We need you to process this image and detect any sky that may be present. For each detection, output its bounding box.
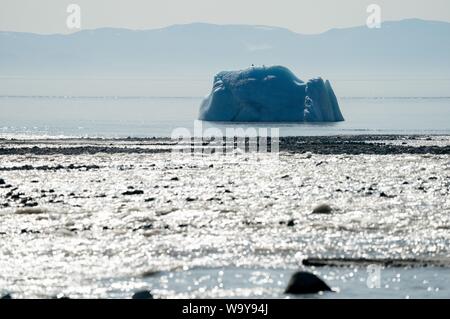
[1,0,450,34]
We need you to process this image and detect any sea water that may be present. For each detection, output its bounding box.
[1,96,450,138]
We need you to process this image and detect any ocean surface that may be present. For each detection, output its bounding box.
[1,95,450,138]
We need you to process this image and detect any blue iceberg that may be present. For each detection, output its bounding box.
[199,66,344,122]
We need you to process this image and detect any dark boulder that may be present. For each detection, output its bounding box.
[132,290,153,299]
[285,271,332,294]
[312,204,332,214]
[122,190,144,196]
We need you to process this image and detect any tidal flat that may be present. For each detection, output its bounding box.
[0,135,449,298]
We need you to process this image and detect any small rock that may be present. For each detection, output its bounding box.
[122,190,144,196]
[1,293,12,299]
[20,229,40,234]
[285,271,332,294]
[133,224,153,231]
[0,178,5,185]
[15,208,46,215]
[24,202,38,207]
[186,197,197,202]
[145,197,156,202]
[132,290,153,299]
[312,204,332,214]
[140,270,161,278]
[287,219,295,227]
[170,177,179,181]
[315,161,325,166]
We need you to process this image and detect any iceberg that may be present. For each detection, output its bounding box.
[199,66,344,122]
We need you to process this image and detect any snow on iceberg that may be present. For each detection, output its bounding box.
[199,66,344,122]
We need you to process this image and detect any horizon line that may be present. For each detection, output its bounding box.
[0,17,448,37]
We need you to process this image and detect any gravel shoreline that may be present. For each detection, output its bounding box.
[1,134,449,298]
[0,135,450,155]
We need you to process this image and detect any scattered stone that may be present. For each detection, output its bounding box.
[0,164,100,171]
[24,202,38,207]
[186,197,197,202]
[380,192,396,198]
[141,270,161,278]
[312,204,332,214]
[302,257,450,267]
[0,178,5,185]
[285,271,332,294]
[15,208,46,215]
[145,197,156,202]
[133,224,153,231]
[280,174,290,179]
[122,190,144,196]
[9,193,24,200]
[315,161,325,166]
[132,290,153,299]
[287,219,295,227]
[170,177,179,181]
[20,229,40,234]
[1,293,12,299]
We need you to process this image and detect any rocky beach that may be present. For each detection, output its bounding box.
[0,135,449,298]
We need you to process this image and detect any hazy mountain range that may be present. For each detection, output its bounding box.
[1,18,450,79]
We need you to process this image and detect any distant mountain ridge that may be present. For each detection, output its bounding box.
[1,19,450,79]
